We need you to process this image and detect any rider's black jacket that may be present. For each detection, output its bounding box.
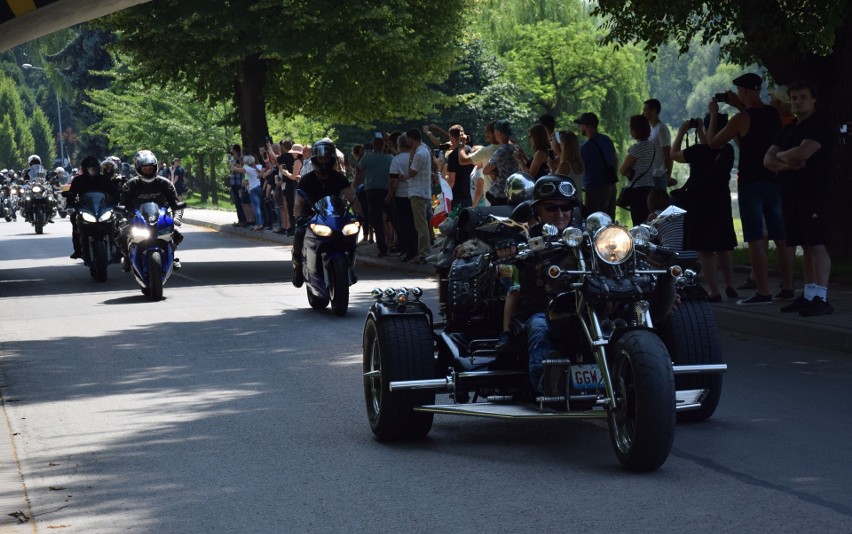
[67,173,120,203]
[119,176,181,212]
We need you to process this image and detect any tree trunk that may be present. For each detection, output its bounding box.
[209,152,218,206]
[234,54,270,159]
[196,154,208,203]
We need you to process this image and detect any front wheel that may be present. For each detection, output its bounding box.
[92,239,108,282]
[363,315,435,440]
[148,251,164,301]
[329,255,350,316]
[306,286,329,310]
[34,223,44,234]
[607,330,676,472]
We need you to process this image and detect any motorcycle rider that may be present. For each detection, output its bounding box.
[498,175,582,395]
[291,138,362,287]
[65,156,120,259]
[117,150,184,271]
[23,155,43,182]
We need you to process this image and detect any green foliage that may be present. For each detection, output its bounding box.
[267,114,336,147]
[0,77,35,162]
[30,106,56,164]
[0,116,18,169]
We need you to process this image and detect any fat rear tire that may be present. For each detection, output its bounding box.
[329,256,350,316]
[608,330,675,472]
[658,298,723,422]
[148,251,163,301]
[363,314,434,440]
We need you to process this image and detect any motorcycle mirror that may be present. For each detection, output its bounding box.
[541,223,558,237]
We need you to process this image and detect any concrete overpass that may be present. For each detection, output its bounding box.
[0,0,150,52]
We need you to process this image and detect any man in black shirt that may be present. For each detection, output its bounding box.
[66,155,120,259]
[291,139,362,288]
[708,72,795,305]
[764,80,834,316]
[445,124,473,208]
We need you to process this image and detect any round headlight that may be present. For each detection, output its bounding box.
[630,226,651,247]
[561,226,583,247]
[594,226,633,265]
[32,185,42,193]
[585,211,613,235]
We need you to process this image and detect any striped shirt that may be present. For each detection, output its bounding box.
[627,140,657,188]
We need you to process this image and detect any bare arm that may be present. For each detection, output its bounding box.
[670,121,690,163]
[619,154,637,177]
[776,139,822,166]
[341,186,362,216]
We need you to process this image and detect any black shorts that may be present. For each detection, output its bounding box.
[783,193,830,247]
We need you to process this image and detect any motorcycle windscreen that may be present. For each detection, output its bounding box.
[28,165,46,181]
[137,202,162,222]
[312,195,347,217]
[81,192,108,215]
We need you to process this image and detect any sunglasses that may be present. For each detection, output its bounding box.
[543,204,573,213]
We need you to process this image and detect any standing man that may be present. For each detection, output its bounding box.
[576,112,617,218]
[170,157,186,200]
[764,80,834,316]
[643,98,673,190]
[483,119,519,205]
[708,72,795,305]
[356,134,394,257]
[405,128,433,264]
[228,144,246,226]
[445,124,473,209]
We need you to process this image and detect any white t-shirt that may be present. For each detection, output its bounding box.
[470,144,498,166]
[389,153,409,198]
[407,144,432,199]
[245,166,260,189]
[649,122,671,177]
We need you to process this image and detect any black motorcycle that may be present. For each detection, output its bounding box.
[1,183,18,222]
[74,191,120,282]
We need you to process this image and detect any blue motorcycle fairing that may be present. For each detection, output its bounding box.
[128,202,177,288]
[302,195,359,300]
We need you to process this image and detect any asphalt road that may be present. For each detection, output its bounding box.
[1,218,851,533]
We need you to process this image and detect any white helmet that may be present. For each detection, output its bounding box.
[27,154,41,166]
[133,150,158,182]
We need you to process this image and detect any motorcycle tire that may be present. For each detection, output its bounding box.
[148,251,164,301]
[657,298,723,423]
[306,287,329,310]
[3,216,9,222]
[363,314,434,440]
[329,255,350,316]
[92,239,108,283]
[59,210,67,219]
[607,330,676,472]
[35,223,44,234]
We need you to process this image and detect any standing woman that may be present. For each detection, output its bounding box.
[619,114,657,225]
[515,123,551,180]
[243,155,264,231]
[671,116,738,301]
[553,131,585,205]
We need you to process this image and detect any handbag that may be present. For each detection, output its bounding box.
[616,145,656,210]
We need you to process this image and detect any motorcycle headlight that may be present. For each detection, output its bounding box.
[594,226,633,265]
[130,226,152,239]
[99,210,114,222]
[630,226,651,247]
[81,212,98,223]
[310,223,333,237]
[342,222,360,236]
[31,185,42,194]
[561,226,583,247]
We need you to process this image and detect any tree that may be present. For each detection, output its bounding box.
[102,0,468,154]
[0,76,35,162]
[0,116,18,169]
[30,106,56,164]
[594,0,852,261]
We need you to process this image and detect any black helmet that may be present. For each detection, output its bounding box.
[100,159,117,178]
[531,175,579,207]
[310,139,336,174]
[81,156,100,177]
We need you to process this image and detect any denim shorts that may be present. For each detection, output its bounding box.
[737,180,785,243]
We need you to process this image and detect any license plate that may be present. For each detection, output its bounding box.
[571,364,603,392]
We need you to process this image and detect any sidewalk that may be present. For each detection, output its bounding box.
[182,208,851,354]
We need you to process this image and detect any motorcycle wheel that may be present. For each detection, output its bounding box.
[59,210,67,219]
[363,315,434,440]
[35,223,44,234]
[657,298,723,422]
[92,239,108,283]
[329,255,350,316]
[148,251,164,301]
[3,216,9,222]
[607,330,676,472]
[306,287,329,310]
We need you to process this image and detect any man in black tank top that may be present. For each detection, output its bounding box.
[708,72,795,306]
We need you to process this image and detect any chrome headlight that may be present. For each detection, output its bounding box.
[31,185,43,194]
[130,226,153,239]
[342,221,360,236]
[594,226,633,265]
[99,209,114,222]
[561,226,583,247]
[630,226,651,247]
[585,211,613,235]
[81,212,98,223]
[541,223,559,237]
[310,223,333,237]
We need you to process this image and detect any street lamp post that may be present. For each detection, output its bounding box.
[22,63,65,167]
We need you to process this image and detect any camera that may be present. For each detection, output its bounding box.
[714,92,728,103]
[433,148,441,159]
[688,118,701,129]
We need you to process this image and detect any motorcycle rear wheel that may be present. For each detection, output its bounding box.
[363,315,434,440]
[607,330,675,472]
[148,251,164,301]
[329,256,350,316]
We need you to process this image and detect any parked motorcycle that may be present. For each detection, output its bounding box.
[362,206,726,472]
[299,194,360,316]
[75,191,120,282]
[122,200,185,301]
[20,165,57,234]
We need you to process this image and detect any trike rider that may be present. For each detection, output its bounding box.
[291,139,362,288]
